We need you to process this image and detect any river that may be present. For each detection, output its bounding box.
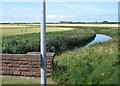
[84,34,112,48]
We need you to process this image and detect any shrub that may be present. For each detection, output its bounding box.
[2,29,96,54]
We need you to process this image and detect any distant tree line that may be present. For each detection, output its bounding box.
[59,21,118,24]
[0,21,119,24]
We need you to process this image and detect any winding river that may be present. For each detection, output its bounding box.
[84,34,112,48]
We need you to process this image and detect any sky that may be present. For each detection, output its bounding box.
[0,2,118,23]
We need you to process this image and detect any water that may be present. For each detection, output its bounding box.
[84,34,112,48]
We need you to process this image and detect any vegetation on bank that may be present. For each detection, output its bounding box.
[52,27,119,84]
[2,24,118,84]
[2,28,96,54]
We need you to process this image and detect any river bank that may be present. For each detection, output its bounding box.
[52,26,118,84]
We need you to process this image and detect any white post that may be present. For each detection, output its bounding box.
[41,0,46,85]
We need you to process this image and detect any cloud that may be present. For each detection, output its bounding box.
[64,3,114,15]
[13,7,17,10]
[80,5,110,14]
[0,6,2,11]
[12,6,32,11]
[47,14,77,20]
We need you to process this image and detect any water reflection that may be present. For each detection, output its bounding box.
[84,34,112,48]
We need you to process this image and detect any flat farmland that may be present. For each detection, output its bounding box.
[1,24,73,36]
[47,24,118,27]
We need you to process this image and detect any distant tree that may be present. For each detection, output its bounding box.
[95,21,98,24]
[103,21,108,24]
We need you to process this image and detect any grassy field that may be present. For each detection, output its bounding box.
[2,24,96,54]
[47,24,118,27]
[52,26,119,84]
[1,24,73,36]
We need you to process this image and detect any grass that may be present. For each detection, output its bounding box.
[47,24,118,28]
[1,24,73,36]
[2,26,95,54]
[1,24,118,84]
[52,26,119,84]
[2,77,56,84]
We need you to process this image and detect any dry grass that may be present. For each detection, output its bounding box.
[0,24,30,28]
[47,24,118,27]
[0,24,118,28]
[1,24,73,36]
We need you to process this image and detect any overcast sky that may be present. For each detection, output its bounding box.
[1,2,118,23]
